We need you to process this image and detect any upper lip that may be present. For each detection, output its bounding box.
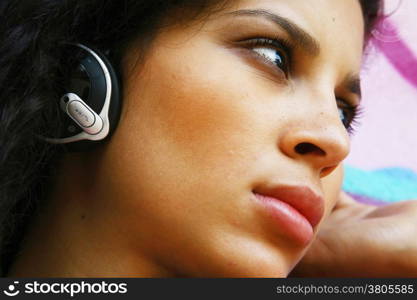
[253,184,325,228]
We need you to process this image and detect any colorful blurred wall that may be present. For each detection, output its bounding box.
[345,0,417,173]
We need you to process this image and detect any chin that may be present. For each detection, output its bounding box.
[185,236,306,278]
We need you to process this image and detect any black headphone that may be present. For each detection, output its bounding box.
[45,43,121,151]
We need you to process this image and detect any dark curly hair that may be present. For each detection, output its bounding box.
[0,0,383,276]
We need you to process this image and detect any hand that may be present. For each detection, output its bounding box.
[290,192,417,277]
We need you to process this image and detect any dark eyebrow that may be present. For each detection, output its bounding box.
[225,9,320,57]
[344,74,362,102]
[225,9,361,101]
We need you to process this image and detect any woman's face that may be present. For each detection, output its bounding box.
[96,0,364,276]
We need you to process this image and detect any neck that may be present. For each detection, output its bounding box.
[7,152,171,277]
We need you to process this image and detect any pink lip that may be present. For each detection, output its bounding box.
[252,185,324,245]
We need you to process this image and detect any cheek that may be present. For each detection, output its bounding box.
[101,40,272,235]
[123,43,267,187]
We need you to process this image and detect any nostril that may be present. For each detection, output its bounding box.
[295,142,326,156]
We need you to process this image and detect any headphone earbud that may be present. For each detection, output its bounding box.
[44,43,122,151]
[60,93,104,136]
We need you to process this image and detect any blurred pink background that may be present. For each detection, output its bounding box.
[345,0,417,173]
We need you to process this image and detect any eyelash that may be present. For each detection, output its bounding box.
[337,101,363,135]
[242,37,362,134]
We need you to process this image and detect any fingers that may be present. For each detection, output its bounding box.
[365,199,417,218]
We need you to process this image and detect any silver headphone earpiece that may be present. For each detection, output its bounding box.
[42,43,122,151]
[60,93,104,135]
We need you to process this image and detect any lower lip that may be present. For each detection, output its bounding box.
[252,193,314,246]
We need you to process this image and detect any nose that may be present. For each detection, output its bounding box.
[278,115,350,178]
